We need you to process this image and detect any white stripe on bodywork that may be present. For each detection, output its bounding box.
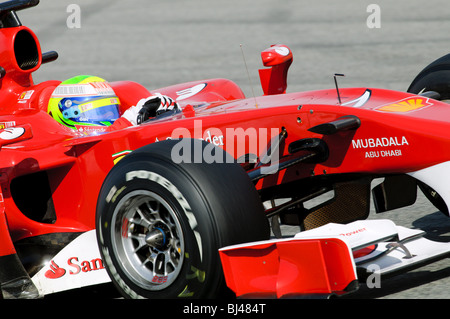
[408,161,450,216]
[31,230,110,297]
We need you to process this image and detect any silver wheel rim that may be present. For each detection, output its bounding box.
[111,190,185,291]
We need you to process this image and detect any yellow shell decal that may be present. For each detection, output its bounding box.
[377,97,433,113]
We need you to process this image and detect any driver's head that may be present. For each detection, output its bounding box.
[48,75,120,132]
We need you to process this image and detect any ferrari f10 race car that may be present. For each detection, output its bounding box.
[2,0,450,299]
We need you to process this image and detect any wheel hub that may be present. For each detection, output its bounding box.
[145,227,167,248]
[111,190,185,291]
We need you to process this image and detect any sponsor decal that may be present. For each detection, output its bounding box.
[352,136,409,149]
[18,90,34,103]
[155,129,224,146]
[365,149,402,158]
[89,81,115,95]
[352,136,409,159]
[339,227,367,237]
[78,102,94,112]
[377,97,433,113]
[31,230,111,295]
[44,257,105,279]
[52,82,115,97]
[201,130,224,146]
[0,121,16,129]
[45,261,66,279]
[74,124,108,134]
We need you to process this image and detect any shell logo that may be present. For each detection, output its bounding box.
[377,97,433,113]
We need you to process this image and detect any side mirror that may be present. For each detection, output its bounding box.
[258,45,293,95]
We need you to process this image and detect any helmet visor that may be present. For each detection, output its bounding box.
[61,97,120,123]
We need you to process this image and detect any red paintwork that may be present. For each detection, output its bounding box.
[259,44,293,95]
[2,12,450,261]
[219,237,356,297]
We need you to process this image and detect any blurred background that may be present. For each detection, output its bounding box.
[20,0,450,96]
[18,0,450,299]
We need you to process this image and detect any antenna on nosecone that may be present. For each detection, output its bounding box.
[240,44,258,107]
[334,73,345,104]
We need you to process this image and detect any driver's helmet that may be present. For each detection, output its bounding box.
[48,75,121,132]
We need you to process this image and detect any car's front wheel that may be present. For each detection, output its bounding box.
[96,139,270,298]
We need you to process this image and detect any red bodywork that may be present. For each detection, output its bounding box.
[219,237,356,298]
[2,26,450,244]
[2,3,450,299]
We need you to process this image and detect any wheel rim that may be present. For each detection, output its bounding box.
[111,190,185,291]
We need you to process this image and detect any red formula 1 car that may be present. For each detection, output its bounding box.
[2,0,450,299]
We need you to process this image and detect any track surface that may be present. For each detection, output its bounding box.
[19,0,450,299]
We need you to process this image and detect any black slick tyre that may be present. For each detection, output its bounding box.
[408,53,450,99]
[96,139,269,299]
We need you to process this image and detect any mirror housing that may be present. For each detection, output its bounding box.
[258,44,293,95]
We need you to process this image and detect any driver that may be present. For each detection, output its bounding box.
[0,76,180,298]
[47,75,180,133]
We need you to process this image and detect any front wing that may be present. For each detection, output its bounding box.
[16,219,450,298]
[219,220,450,298]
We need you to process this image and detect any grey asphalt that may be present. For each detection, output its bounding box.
[18,0,450,299]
